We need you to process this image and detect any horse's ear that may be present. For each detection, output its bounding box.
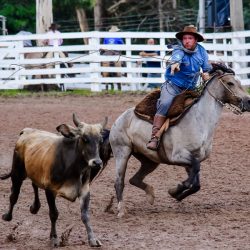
[216,69,224,76]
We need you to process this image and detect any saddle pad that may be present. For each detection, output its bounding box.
[134,89,200,124]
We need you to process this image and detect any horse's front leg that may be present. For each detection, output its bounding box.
[114,146,131,218]
[80,186,101,247]
[168,157,200,201]
[115,158,128,218]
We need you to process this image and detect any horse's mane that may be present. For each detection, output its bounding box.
[208,62,235,75]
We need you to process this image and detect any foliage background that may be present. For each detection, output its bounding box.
[0,0,249,35]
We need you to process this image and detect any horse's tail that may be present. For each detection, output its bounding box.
[0,172,11,180]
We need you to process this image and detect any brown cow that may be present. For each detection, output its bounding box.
[0,113,112,247]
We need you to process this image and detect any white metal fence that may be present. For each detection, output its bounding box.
[0,30,250,91]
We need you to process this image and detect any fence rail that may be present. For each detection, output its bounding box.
[0,30,250,91]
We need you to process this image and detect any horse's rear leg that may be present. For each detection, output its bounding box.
[129,154,159,205]
[114,146,131,218]
[168,157,200,201]
[2,153,25,221]
[30,182,41,214]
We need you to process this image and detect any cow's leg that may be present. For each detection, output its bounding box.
[80,185,102,247]
[168,157,200,201]
[30,182,41,214]
[2,175,23,221]
[129,154,159,205]
[45,189,59,247]
[2,153,25,221]
[114,146,131,218]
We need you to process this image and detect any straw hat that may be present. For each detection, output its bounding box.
[175,25,204,42]
[109,25,120,32]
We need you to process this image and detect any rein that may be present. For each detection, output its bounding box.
[205,73,243,115]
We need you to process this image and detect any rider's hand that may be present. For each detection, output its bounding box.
[170,63,180,75]
[202,72,210,81]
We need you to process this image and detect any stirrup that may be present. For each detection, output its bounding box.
[146,136,160,151]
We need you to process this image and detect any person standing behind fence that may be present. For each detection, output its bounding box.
[44,23,63,47]
[139,38,161,89]
[43,23,67,58]
[16,29,33,47]
[102,25,124,91]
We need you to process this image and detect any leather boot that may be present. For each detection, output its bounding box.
[146,115,167,151]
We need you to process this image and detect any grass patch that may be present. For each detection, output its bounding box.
[0,89,147,98]
[0,89,32,97]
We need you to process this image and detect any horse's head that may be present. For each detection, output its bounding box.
[209,63,250,113]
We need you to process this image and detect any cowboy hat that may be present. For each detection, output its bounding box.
[175,25,204,42]
[109,25,120,32]
[49,23,60,30]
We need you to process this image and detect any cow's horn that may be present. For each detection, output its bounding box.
[73,113,81,127]
[102,116,108,129]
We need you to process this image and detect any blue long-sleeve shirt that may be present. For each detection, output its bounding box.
[165,43,212,90]
[103,37,124,45]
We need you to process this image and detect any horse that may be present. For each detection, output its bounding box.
[109,63,250,217]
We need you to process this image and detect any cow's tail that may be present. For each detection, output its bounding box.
[0,172,11,180]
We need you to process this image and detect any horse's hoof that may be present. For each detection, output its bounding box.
[117,211,125,218]
[117,202,127,218]
[145,185,155,205]
[89,238,102,247]
[2,213,12,221]
[168,187,179,198]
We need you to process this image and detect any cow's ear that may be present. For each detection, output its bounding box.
[56,124,77,139]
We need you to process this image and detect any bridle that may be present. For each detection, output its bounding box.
[206,72,243,115]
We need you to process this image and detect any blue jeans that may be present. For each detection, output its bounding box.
[156,81,184,116]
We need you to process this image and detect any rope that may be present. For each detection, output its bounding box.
[206,73,243,115]
[2,48,170,85]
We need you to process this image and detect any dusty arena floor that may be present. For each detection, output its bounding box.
[0,93,250,250]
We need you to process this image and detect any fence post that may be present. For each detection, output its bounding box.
[126,38,137,90]
[54,45,62,82]
[89,36,102,92]
[231,33,245,79]
[17,41,24,83]
[160,38,166,82]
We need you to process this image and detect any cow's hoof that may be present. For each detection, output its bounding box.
[50,237,59,247]
[30,202,41,214]
[2,213,12,221]
[89,238,102,247]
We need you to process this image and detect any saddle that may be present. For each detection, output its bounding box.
[134,89,200,126]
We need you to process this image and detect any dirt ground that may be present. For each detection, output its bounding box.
[0,93,249,250]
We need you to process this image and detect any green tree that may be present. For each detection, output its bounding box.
[0,0,35,34]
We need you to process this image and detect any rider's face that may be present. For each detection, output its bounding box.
[182,34,197,50]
